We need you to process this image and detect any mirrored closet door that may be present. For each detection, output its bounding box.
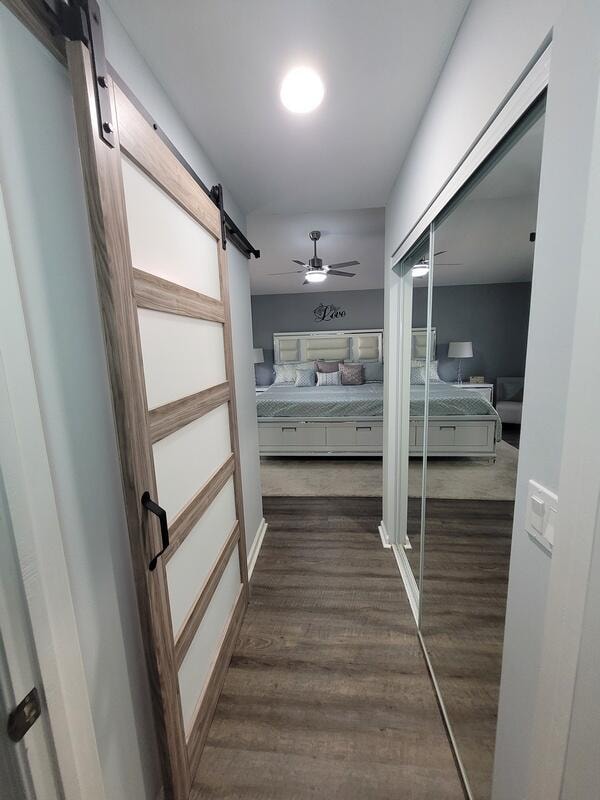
[396,96,546,799]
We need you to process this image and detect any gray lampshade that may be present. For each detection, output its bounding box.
[448,341,473,359]
[253,348,264,364]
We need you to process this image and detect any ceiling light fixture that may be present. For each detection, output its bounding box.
[305,269,327,284]
[280,67,325,113]
[412,261,430,278]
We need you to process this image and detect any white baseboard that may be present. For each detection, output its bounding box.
[378,520,392,549]
[247,517,268,579]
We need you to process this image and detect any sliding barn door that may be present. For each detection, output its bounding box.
[67,42,248,799]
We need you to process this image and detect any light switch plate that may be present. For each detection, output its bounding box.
[525,479,558,554]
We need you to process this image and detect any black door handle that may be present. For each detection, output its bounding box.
[141,492,169,571]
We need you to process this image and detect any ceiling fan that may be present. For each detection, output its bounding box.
[412,250,462,277]
[269,230,360,285]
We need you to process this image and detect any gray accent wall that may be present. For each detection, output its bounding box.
[412,282,532,388]
[252,283,531,390]
[251,289,384,384]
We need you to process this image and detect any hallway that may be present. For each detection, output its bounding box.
[194,497,463,799]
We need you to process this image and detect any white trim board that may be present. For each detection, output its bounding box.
[391,42,551,265]
[247,518,268,580]
[0,184,106,800]
[378,521,392,549]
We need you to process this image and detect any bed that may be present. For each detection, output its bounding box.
[409,383,501,458]
[256,329,501,458]
[257,330,384,456]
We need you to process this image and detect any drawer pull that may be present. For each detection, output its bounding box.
[357,426,372,431]
[439,425,456,430]
[282,426,297,432]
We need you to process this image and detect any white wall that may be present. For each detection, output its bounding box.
[227,246,263,543]
[0,4,262,799]
[384,1,600,798]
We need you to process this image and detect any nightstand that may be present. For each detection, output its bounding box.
[255,386,269,394]
[453,382,494,403]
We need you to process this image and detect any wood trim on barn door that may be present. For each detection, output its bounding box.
[67,41,248,800]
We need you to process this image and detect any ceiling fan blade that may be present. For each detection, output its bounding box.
[326,260,359,269]
[327,270,355,277]
[292,259,307,266]
[269,269,305,275]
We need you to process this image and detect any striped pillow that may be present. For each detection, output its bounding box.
[316,370,341,386]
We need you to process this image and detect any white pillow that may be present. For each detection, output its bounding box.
[410,360,442,384]
[273,362,314,385]
[316,370,341,386]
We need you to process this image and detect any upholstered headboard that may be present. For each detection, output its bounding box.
[411,327,436,361]
[273,329,383,365]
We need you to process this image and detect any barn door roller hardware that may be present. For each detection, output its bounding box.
[45,0,114,147]
[26,0,259,259]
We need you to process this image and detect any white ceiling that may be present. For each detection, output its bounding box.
[248,208,385,295]
[108,0,469,215]
[412,115,545,287]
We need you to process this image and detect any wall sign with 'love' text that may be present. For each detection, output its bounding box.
[313,303,346,322]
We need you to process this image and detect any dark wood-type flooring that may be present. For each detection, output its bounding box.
[406,498,513,800]
[194,497,464,799]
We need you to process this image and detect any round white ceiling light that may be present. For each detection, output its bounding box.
[305,269,327,283]
[280,67,325,113]
[412,259,430,278]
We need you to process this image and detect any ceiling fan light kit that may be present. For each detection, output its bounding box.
[269,230,360,286]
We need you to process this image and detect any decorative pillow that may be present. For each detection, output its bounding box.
[316,359,342,373]
[360,361,384,382]
[410,360,442,384]
[273,362,315,384]
[295,368,316,387]
[340,363,365,385]
[316,370,341,386]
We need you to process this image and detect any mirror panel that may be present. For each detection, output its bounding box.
[418,104,545,799]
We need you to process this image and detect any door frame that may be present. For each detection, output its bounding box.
[527,72,600,799]
[0,180,106,799]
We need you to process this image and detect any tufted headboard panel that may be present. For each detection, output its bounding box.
[273,329,383,365]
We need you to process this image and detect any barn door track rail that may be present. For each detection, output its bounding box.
[22,0,260,259]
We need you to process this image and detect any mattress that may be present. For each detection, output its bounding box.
[256,383,384,418]
[257,382,501,440]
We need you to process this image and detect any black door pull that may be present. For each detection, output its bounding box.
[141,492,169,571]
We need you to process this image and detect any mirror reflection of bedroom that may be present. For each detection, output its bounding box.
[250,212,385,508]
[398,101,545,799]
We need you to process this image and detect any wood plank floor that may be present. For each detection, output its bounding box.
[193,497,464,799]
[406,498,513,800]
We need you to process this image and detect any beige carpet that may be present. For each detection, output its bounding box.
[260,440,518,501]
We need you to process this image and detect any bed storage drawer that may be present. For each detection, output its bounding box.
[414,419,495,451]
[325,423,383,447]
[355,424,383,446]
[258,422,326,447]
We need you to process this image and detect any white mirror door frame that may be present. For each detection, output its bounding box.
[382,42,551,556]
[527,76,600,800]
[0,184,106,800]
